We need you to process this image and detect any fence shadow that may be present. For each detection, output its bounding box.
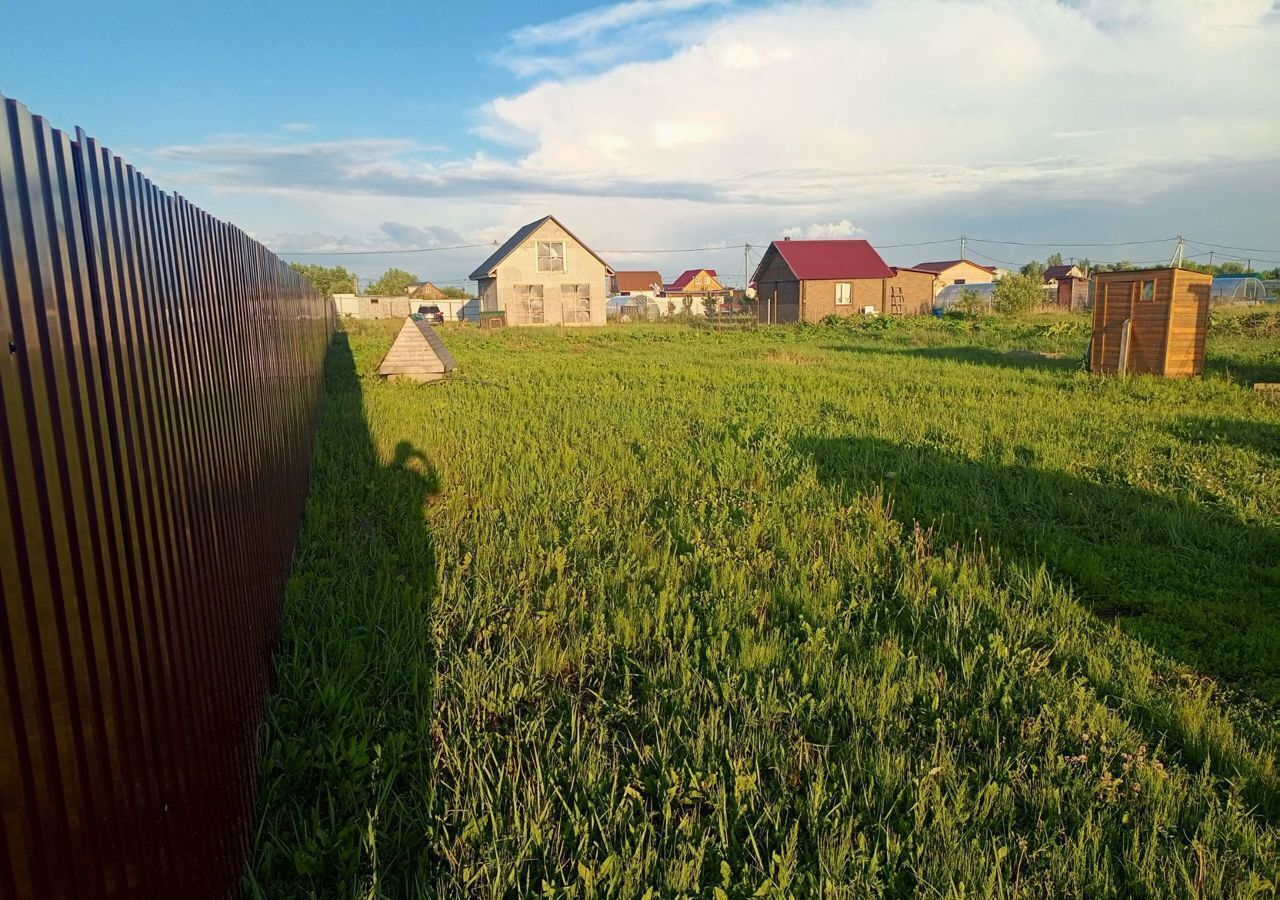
[792,433,1280,701]
[246,331,440,895]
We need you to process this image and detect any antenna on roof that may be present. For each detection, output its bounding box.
[1170,235,1184,267]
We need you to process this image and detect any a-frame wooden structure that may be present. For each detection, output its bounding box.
[378,316,457,382]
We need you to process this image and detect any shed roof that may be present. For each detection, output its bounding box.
[669,268,718,291]
[1043,264,1082,281]
[614,270,664,292]
[469,215,613,280]
[912,259,997,274]
[758,239,894,282]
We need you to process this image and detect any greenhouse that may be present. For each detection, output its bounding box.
[934,282,997,311]
[606,294,664,322]
[1210,276,1270,302]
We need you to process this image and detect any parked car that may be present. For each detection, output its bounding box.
[417,304,445,325]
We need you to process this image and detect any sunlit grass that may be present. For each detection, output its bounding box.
[249,312,1280,897]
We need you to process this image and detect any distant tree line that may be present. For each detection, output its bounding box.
[290,263,472,298]
[1012,252,1278,280]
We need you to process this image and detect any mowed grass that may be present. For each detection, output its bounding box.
[249,312,1280,897]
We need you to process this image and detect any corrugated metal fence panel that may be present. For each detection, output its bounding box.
[0,95,333,899]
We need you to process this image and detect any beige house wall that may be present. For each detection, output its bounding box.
[930,261,995,296]
[489,219,609,326]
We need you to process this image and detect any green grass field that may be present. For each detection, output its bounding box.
[248,312,1280,897]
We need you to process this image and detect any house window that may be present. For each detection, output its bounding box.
[954,279,966,285]
[1140,279,1155,301]
[561,283,591,324]
[537,241,566,273]
[835,282,852,305]
[513,284,544,325]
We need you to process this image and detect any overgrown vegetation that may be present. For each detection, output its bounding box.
[250,313,1279,897]
[291,262,356,296]
[992,273,1044,315]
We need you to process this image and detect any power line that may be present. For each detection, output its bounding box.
[1184,242,1280,269]
[866,237,959,249]
[1184,237,1280,255]
[277,232,1280,270]
[967,236,1178,248]
[277,241,495,256]
[597,243,759,254]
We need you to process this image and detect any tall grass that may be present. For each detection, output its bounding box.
[249,314,1279,897]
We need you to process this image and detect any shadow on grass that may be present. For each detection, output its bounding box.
[792,433,1280,702]
[1203,353,1280,388]
[1170,416,1280,458]
[820,343,1085,373]
[247,331,441,896]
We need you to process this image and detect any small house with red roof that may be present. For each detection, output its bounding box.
[1044,264,1087,310]
[911,259,997,297]
[612,270,665,297]
[666,268,724,297]
[752,239,936,323]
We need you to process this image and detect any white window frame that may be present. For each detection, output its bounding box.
[560,283,591,324]
[537,241,566,273]
[835,282,852,305]
[513,284,545,325]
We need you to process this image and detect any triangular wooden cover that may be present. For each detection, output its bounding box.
[378,317,456,379]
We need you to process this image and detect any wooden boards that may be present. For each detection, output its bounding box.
[1090,268,1211,377]
[378,317,458,383]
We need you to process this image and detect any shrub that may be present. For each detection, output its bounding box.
[993,274,1043,316]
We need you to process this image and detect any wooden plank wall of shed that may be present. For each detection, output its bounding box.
[1124,272,1174,374]
[1166,270,1211,376]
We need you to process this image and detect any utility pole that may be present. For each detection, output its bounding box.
[1209,250,1214,269]
[1170,236,1184,267]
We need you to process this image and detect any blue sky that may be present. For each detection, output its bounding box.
[6,0,1279,286]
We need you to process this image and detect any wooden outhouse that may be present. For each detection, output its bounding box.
[1089,267,1211,376]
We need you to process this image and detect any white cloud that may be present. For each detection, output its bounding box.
[149,0,1280,280]
[497,0,732,77]
[782,220,865,239]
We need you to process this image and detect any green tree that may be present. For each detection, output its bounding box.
[439,286,471,299]
[993,273,1043,315]
[290,263,356,296]
[1046,252,1063,267]
[1218,261,1245,275]
[366,267,419,296]
[1020,261,1046,282]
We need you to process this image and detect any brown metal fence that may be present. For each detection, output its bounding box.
[0,95,333,898]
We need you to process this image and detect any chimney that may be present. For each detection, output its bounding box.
[783,237,791,241]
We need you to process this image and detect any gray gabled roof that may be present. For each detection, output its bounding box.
[468,215,613,280]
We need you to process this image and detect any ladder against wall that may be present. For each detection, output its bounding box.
[889,286,905,316]
[378,316,458,382]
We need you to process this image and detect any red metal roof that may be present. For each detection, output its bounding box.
[669,268,718,291]
[768,240,893,281]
